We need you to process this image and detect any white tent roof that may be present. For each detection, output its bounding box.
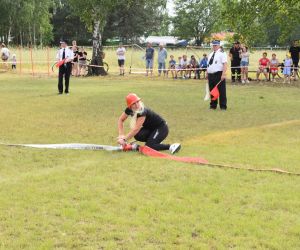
[145,36,178,45]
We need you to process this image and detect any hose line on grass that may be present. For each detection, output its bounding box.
[0,142,299,176]
[203,162,300,176]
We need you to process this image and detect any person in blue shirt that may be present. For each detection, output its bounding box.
[157,43,168,76]
[145,43,154,76]
[199,53,208,79]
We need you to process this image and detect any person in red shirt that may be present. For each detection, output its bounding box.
[256,52,270,81]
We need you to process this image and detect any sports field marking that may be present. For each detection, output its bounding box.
[186,119,300,144]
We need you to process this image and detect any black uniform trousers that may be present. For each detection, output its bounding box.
[208,71,227,110]
[292,58,299,74]
[134,122,170,151]
[58,62,72,94]
[231,60,241,81]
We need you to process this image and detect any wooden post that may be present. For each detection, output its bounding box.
[47,46,50,76]
[30,46,34,76]
[18,46,22,74]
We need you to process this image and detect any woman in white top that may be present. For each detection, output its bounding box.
[240,45,250,84]
[1,43,10,70]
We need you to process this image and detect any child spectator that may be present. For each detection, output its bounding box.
[11,54,17,70]
[167,55,176,79]
[240,45,250,84]
[180,55,188,79]
[256,52,270,81]
[283,53,293,84]
[188,55,199,79]
[199,53,208,79]
[175,56,182,79]
[269,53,279,82]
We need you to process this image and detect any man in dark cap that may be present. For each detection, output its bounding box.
[56,40,74,95]
[229,41,241,83]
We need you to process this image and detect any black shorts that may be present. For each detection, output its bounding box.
[118,59,125,67]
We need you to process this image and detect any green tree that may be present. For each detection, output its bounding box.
[272,0,300,44]
[219,0,300,46]
[103,0,167,43]
[0,0,53,46]
[51,0,91,45]
[68,0,117,75]
[172,0,220,45]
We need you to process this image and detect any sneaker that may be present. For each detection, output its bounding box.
[169,143,181,154]
[246,80,250,83]
[242,80,245,84]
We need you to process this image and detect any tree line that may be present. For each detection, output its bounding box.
[0,0,299,48]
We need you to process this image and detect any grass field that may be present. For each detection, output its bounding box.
[0,73,300,249]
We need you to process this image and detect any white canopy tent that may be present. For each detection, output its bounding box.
[145,36,178,45]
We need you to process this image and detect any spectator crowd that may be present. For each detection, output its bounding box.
[1,40,299,84]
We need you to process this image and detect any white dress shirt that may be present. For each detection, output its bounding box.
[56,47,74,61]
[207,49,227,74]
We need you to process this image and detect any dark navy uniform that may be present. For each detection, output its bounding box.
[289,44,300,78]
[56,42,74,94]
[229,43,241,82]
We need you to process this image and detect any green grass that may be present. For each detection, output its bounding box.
[0,73,300,249]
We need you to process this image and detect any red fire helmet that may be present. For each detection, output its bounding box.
[126,93,141,108]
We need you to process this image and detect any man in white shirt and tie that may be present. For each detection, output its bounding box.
[56,40,74,95]
[207,40,228,110]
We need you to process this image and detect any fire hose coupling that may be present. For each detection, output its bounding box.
[122,143,139,152]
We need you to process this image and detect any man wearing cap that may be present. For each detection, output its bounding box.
[207,40,228,110]
[56,40,74,95]
[229,41,242,83]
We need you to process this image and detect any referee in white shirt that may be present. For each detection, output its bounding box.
[56,40,74,95]
[207,40,228,110]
